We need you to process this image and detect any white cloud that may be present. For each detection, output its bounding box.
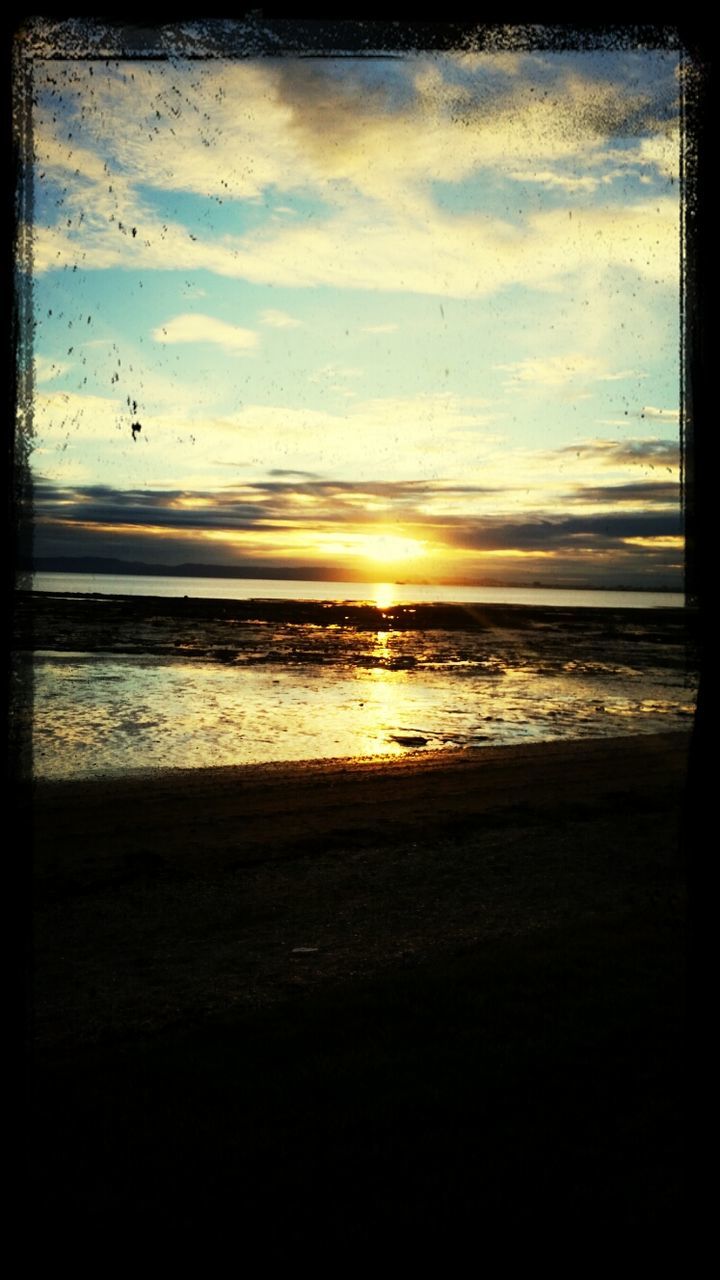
[507,169,604,192]
[640,405,680,421]
[259,308,301,328]
[151,314,259,353]
[349,393,493,426]
[34,194,675,301]
[29,57,680,300]
[29,390,128,456]
[31,383,680,517]
[496,357,661,397]
[30,386,505,491]
[496,355,608,388]
[34,355,71,383]
[309,363,364,384]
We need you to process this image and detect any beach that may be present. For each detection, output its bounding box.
[21,30,695,1252]
[30,729,689,1246]
[19,590,698,778]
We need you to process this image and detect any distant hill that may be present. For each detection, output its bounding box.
[25,557,345,582]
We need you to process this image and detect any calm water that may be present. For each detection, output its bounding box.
[32,572,684,611]
[24,574,697,781]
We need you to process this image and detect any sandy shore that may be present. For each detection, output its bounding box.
[34,730,690,881]
[29,729,690,1244]
[33,731,690,1049]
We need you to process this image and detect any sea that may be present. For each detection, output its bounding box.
[31,571,684,611]
[22,573,696,781]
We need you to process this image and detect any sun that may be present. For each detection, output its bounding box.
[357,533,427,564]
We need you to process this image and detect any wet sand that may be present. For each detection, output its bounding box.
[18,587,696,663]
[35,730,690,881]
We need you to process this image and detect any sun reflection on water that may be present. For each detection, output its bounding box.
[374,629,391,656]
[356,652,409,756]
[29,612,697,781]
[373,583,395,611]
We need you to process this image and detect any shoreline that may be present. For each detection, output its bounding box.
[34,730,691,878]
[33,725,692,796]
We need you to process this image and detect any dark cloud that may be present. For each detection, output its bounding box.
[557,438,679,468]
[35,481,267,530]
[35,481,186,509]
[233,479,499,499]
[269,52,678,151]
[270,58,415,141]
[32,520,248,567]
[443,511,681,553]
[34,477,504,540]
[568,481,679,504]
[34,480,682,570]
[268,468,321,479]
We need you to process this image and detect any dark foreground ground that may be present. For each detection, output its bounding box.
[29,734,689,1255]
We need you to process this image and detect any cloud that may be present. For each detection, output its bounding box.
[31,389,126,434]
[29,57,680,298]
[556,438,680,468]
[268,468,320,479]
[496,354,607,388]
[497,357,661,392]
[640,405,680,421]
[30,385,506,492]
[31,476,511,545]
[568,481,679,504]
[34,355,71,383]
[270,54,678,193]
[597,369,648,383]
[443,511,682,552]
[34,194,679,299]
[32,479,684,589]
[260,308,301,328]
[34,477,681,555]
[309,363,363,384]
[151,313,259,352]
[505,169,604,192]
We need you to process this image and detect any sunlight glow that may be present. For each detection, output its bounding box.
[357,534,427,563]
[373,583,395,610]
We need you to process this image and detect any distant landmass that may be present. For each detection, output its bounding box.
[22,556,674,593]
[27,556,347,582]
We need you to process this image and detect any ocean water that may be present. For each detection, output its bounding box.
[23,576,697,781]
[31,571,685,611]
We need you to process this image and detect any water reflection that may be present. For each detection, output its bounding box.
[374,629,392,659]
[29,634,697,781]
[357,631,409,755]
[373,583,395,611]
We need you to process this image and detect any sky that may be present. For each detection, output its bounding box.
[20,33,685,587]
